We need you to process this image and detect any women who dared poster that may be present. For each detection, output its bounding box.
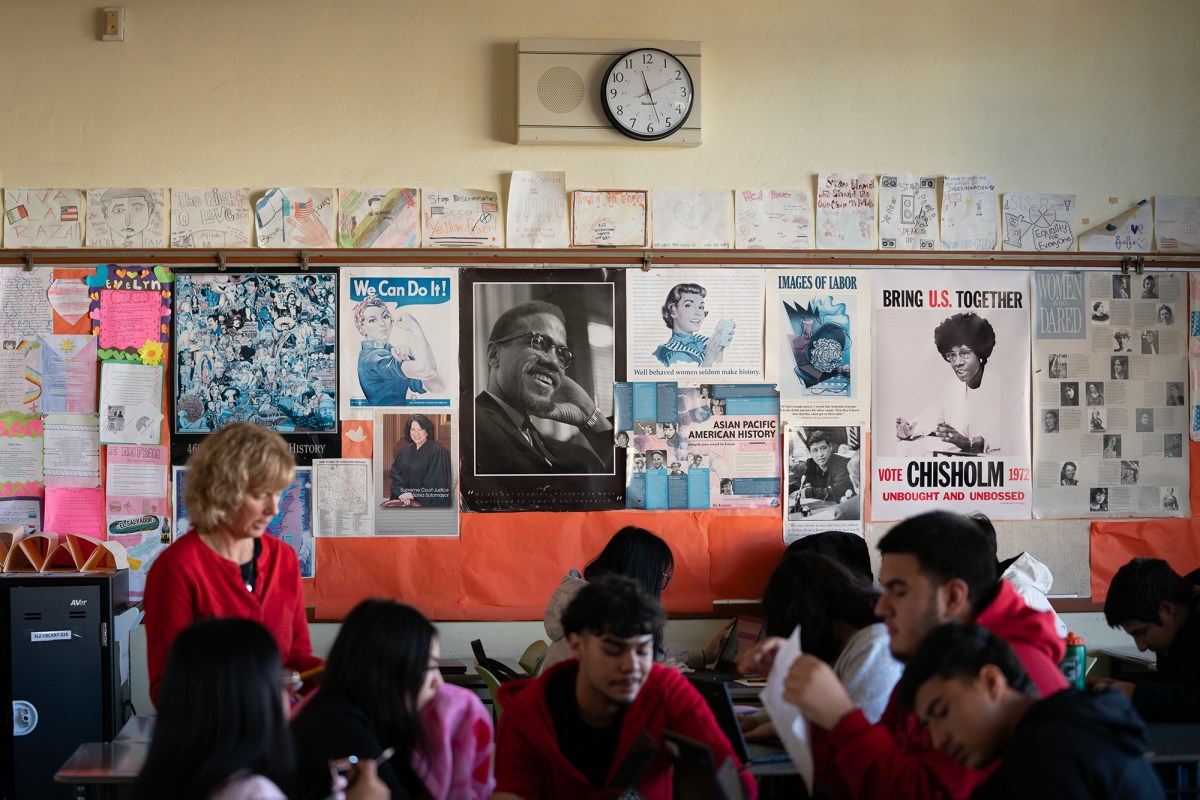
[872,271,1033,520]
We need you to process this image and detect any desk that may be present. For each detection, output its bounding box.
[1148,723,1200,799]
[1097,646,1157,683]
[55,741,149,800]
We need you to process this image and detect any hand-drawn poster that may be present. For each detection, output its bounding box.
[872,271,1033,520]
[1,267,53,342]
[172,271,339,465]
[174,466,315,578]
[460,268,625,512]
[421,189,501,248]
[106,444,168,516]
[1155,195,1200,252]
[815,174,876,250]
[170,188,252,248]
[1191,274,1200,442]
[339,267,456,418]
[879,175,938,251]
[0,414,44,500]
[87,265,173,363]
[0,341,43,416]
[338,188,420,248]
[254,188,336,248]
[734,189,812,250]
[313,458,375,537]
[85,188,165,247]
[651,189,732,249]
[617,382,780,510]
[43,485,105,538]
[783,422,862,542]
[99,363,163,445]
[1032,270,1190,518]
[571,190,648,247]
[38,335,98,413]
[765,268,871,421]
[940,176,998,251]
[627,269,764,384]
[49,272,94,330]
[507,171,568,248]
[1002,193,1076,252]
[3,189,84,248]
[1078,200,1152,253]
[105,514,170,600]
[371,411,458,536]
[43,413,100,487]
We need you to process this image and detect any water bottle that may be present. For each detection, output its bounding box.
[1059,631,1086,690]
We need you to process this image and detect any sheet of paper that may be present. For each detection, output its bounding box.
[99,363,164,445]
[1032,271,1190,518]
[0,498,41,535]
[0,414,44,487]
[254,188,336,248]
[879,175,938,251]
[815,174,876,250]
[106,444,168,516]
[571,190,648,247]
[313,458,375,536]
[0,342,38,415]
[0,266,53,341]
[762,628,814,796]
[651,188,732,249]
[734,189,812,249]
[43,413,100,487]
[39,335,98,413]
[3,188,84,247]
[85,188,165,247]
[1191,274,1200,442]
[1079,200,1152,253]
[1154,195,1200,252]
[338,187,420,248]
[507,171,568,248]
[627,268,765,383]
[170,188,252,247]
[1002,192,1077,251]
[421,188,501,247]
[44,486,105,537]
[940,175,998,250]
[48,276,93,326]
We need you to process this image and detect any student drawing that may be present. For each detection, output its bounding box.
[87,188,164,247]
[652,282,735,368]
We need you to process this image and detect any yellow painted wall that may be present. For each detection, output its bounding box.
[2,0,1197,228]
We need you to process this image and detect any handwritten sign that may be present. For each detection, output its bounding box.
[815,174,876,250]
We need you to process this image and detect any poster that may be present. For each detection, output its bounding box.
[507,171,568,248]
[783,422,862,542]
[370,411,458,536]
[940,175,998,251]
[1002,193,1076,252]
[872,271,1033,520]
[170,188,252,248]
[571,190,648,247]
[99,363,163,445]
[38,335,98,413]
[626,269,764,384]
[879,175,938,251]
[734,189,812,250]
[254,188,336,248]
[1154,195,1200,252]
[617,382,780,510]
[459,268,625,512]
[651,189,732,249]
[421,189,500,248]
[338,188,420,248]
[765,268,871,421]
[87,265,173,362]
[313,459,375,537]
[172,271,339,465]
[338,267,456,418]
[3,189,84,248]
[1032,270,1190,518]
[85,188,165,248]
[815,174,876,250]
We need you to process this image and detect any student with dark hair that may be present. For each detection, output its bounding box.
[739,510,1066,800]
[1099,557,1200,721]
[494,575,756,800]
[541,527,674,673]
[899,623,1163,800]
[293,599,495,800]
[784,530,873,582]
[969,512,1066,637]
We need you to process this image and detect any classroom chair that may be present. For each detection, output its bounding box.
[474,661,504,725]
[519,640,549,676]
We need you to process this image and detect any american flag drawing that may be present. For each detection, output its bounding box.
[60,205,79,222]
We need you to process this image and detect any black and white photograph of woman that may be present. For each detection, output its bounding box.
[1059,462,1078,486]
[1111,356,1129,380]
[1060,382,1078,406]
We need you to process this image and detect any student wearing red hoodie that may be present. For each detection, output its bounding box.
[493,575,756,800]
[739,511,1066,800]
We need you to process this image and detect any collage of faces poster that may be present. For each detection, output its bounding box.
[1032,271,1190,518]
[625,269,765,384]
[458,267,626,512]
[872,271,1033,520]
[765,268,871,541]
[616,382,780,510]
[336,266,459,535]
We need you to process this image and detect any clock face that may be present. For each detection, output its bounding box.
[601,48,694,141]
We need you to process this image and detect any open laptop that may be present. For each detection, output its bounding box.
[689,676,791,765]
[663,730,747,800]
[692,616,765,682]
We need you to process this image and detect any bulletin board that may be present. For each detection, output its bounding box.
[5,247,1197,620]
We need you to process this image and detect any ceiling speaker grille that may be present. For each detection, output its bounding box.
[537,66,585,114]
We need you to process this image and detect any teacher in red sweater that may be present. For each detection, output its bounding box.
[144,423,321,706]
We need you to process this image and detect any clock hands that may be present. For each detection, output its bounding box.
[640,71,661,123]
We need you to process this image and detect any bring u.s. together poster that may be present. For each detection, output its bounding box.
[872,271,1033,520]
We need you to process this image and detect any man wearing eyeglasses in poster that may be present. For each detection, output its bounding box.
[475,301,613,474]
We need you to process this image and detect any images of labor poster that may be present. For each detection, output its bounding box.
[783,421,862,542]
[616,382,779,511]
[459,267,626,512]
[1032,270,1190,518]
[765,268,871,421]
[872,271,1033,520]
[626,269,764,384]
[338,266,456,419]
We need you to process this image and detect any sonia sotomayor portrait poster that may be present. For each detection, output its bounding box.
[872,270,1033,520]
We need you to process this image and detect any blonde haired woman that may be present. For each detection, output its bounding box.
[144,423,321,706]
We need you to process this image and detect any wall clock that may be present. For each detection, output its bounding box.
[600,47,694,141]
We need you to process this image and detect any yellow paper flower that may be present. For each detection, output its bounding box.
[139,339,164,366]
